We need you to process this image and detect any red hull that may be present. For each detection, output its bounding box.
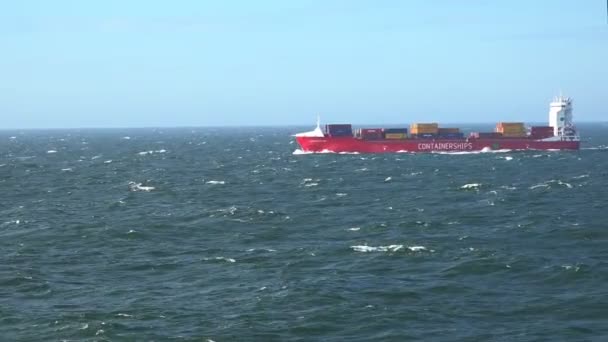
[296,136,580,153]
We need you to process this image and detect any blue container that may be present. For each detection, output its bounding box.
[326,124,353,137]
[383,128,408,134]
[413,133,436,139]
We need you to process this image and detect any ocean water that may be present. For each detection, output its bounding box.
[1,123,608,341]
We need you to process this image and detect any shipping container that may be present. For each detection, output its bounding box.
[357,128,383,140]
[384,133,407,140]
[497,122,525,127]
[360,128,383,134]
[438,127,460,134]
[437,132,464,139]
[326,124,352,137]
[411,133,436,139]
[411,123,439,134]
[361,134,383,140]
[496,122,525,134]
[530,126,553,133]
[383,128,408,134]
[501,132,526,138]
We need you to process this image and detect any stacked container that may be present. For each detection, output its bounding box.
[383,128,408,140]
[496,122,526,137]
[411,123,439,134]
[438,128,460,134]
[437,127,463,139]
[410,123,438,138]
[358,128,384,140]
[325,124,353,137]
[530,126,554,139]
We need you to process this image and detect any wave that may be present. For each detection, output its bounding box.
[529,179,573,190]
[582,146,608,150]
[128,181,155,192]
[138,149,167,156]
[351,245,429,253]
[461,183,481,190]
[292,149,313,155]
[206,180,225,185]
[203,256,236,263]
[351,245,403,252]
[434,149,512,155]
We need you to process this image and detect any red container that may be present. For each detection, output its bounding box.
[531,126,553,133]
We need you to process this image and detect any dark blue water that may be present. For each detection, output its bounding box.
[1,124,608,341]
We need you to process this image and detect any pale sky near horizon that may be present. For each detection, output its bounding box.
[1,0,607,128]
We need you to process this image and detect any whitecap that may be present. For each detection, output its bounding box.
[207,256,236,263]
[47,150,57,154]
[351,245,403,253]
[529,183,549,190]
[116,313,133,317]
[572,174,589,179]
[61,168,73,172]
[319,149,336,153]
[384,176,392,182]
[348,227,360,231]
[91,155,102,160]
[104,160,112,164]
[504,156,513,161]
[128,182,155,192]
[122,136,131,140]
[292,149,313,155]
[336,193,347,197]
[461,183,481,190]
[582,146,608,150]
[408,246,427,252]
[338,151,360,154]
[137,149,167,156]
[206,180,225,185]
[304,183,318,187]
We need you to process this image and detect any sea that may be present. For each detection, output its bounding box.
[1,123,607,341]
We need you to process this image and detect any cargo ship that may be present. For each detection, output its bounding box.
[295,95,580,153]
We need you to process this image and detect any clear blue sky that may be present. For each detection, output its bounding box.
[1,0,606,128]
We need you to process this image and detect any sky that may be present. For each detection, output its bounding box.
[1,0,607,128]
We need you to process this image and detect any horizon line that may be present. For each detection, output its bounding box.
[2,120,607,131]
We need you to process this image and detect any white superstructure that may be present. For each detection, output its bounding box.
[549,94,578,140]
